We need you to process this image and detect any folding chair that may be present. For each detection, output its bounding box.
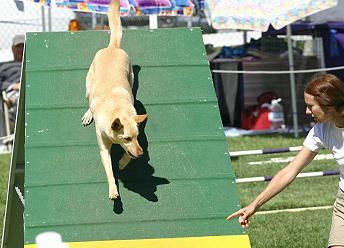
[1,91,13,151]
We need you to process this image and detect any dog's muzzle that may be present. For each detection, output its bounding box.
[128,151,143,159]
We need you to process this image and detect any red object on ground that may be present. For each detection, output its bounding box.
[241,106,272,130]
[251,107,271,130]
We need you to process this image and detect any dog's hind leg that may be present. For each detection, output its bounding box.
[96,127,119,200]
[82,63,95,126]
[81,108,93,126]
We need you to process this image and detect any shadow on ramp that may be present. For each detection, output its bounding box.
[111,65,170,214]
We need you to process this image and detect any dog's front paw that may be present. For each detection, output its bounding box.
[109,186,119,200]
[81,109,93,126]
[119,153,131,170]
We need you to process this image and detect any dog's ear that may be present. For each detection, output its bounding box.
[135,114,148,124]
[111,118,123,131]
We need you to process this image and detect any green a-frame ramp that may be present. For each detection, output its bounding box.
[2,28,251,248]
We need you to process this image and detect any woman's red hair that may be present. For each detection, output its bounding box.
[305,73,344,111]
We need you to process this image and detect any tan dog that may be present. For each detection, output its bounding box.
[81,0,148,200]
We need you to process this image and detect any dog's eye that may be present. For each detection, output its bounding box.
[124,137,132,142]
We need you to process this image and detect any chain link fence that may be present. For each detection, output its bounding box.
[0,0,268,49]
[0,0,332,152]
[1,1,75,60]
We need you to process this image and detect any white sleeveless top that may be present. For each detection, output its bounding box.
[303,122,344,191]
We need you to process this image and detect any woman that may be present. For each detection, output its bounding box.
[227,73,344,248]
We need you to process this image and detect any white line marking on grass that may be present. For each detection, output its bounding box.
[249,154,333,165]
[256,205,333,215]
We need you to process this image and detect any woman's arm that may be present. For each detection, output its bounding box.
[226,146,317,228]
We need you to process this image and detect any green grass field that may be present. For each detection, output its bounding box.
[0,133,338,247]
[0,154,10,243]
[229,133,338,248]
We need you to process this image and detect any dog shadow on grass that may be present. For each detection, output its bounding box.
[111,65,170,214]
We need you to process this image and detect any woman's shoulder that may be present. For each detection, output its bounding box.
[313,122,335,134]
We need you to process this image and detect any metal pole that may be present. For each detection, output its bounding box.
[48,5,52,31]
[41,5,46,32]
[92,12,97,29]
[229,146,302,157]
[149,15,158,29]
[187,16,192,28]
[243,30,248,44]
[236,170,339,184]
[287,25,299,138]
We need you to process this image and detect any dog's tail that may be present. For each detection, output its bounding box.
[108,0,122,48]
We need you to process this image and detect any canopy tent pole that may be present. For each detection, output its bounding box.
[91,12,97,29]
[243,30,248,44]
[48,5,52,31]
[287,25,299,138]
[41,5,46,32]
[187,16,192,28]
